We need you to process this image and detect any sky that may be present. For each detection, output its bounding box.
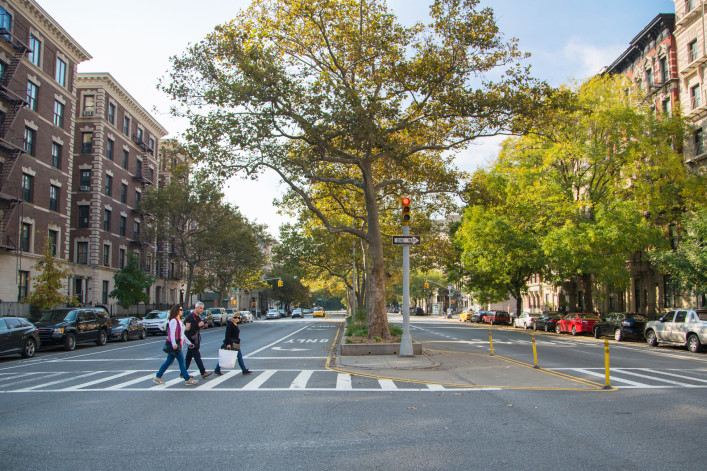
[38,0,676,237]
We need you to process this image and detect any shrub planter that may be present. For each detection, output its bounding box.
[341,341,422,356]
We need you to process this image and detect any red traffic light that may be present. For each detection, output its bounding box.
[401,197,411,205]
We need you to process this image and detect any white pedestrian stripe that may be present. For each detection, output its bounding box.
[290,370,314,389]
[336,373,352,390]
[378,379,397,390]
[62,371,134,390]
[241,369,276,390]
[18,371,101,391]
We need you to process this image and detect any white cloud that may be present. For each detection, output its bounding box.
[562,38,626,79]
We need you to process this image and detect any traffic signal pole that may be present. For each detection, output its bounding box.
[399,197,413,357]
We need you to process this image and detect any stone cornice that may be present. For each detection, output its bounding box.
[17,0,92,64]
[76,72,169,137]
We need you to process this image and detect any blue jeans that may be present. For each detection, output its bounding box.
[156,349,191,380]
[216,348,247,372]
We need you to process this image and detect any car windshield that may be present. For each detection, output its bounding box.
[39,310,77,322]
[112,318,130,326]
[578,313,599,319]
[144,312,167,319]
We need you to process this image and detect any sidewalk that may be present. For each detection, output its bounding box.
[335,347,606,390]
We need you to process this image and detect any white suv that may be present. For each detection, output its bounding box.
[208,308,227,327]
[142,310,169,335]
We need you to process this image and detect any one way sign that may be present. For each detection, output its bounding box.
[392,235,421,246]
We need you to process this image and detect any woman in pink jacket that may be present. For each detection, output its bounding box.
[153,305,198,385]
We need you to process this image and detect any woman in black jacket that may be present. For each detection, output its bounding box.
[214,313,251,375]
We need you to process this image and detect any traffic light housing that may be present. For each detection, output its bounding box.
[401,197,411,226]
[277,279,283,287]
[424,282,429,289]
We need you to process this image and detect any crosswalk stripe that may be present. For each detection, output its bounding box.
[426,384,446,391]
[62,371,135,390]
[290,370,314,389]
[336,373,352,390]
[197,370,238,390]
[571,368,653,387]
[241,370,276,390]
[636,368,707,384]
[378,379,397,390]
[18,371,101,391]
[612,368,702,387]
[106,373,155,390]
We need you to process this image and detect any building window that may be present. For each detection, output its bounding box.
[48,230,58,256]
[119,248,125,269]
[136,159,142,178]
[79,169,91,191]
[148,138,155,156]
[105,175,112,196]
[146,255,152,274]
[77,205,89,228]
[103,209,111,231]
[120,215,126,236]
[660,56,668,83]
[81,132,93,154]
[21,173,32,202]
[49,184,59,211]
[20,223,31,252]
[77,241,88,264]
[662,98,671,115]
[103,244,110,266]
[645,68,653,88]
[51,143,61,169]
[695,127,704,156]
[120,184,127,203]
[23,127,35,155]
[53,100,64,127]
[691,84,701,110]
[108,103,116,125]
[26,81,37,111]
[55,57,66,87]
[123,116,130,136]
[122,149,129,169]
[689,40,698,63]
[687,0,697,12]
[135,191,141,205]
[102,280,109,304]
[106,139,114,160]
[28,35,41,67]
[82,95,95,117]
[134,221,140,239]
[18,271,29,300]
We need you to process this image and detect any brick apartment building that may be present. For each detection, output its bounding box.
[0,0,185,312]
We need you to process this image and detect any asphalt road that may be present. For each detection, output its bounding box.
[1,315,706,470]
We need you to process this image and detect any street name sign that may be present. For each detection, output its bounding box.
[392,235,421,246]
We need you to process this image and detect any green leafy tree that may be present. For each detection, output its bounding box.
[648,206,707,297]
[161,0,550,338]
[22,238,77,311]
[109,253,154,310]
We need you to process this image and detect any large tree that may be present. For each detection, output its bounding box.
[110,253,154,311]
[23,238,77,311]
[162,0,548,337]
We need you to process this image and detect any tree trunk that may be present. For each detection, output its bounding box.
[362,162,390,339]
[582,273,594,313]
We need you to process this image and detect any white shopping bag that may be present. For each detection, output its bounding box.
[218,348,238,369]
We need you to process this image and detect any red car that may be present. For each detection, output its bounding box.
[481,310,510,325]
[555,312,601,335]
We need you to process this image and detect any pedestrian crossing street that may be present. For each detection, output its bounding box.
[1,366,706,392]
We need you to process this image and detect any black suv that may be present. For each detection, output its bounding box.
[35,307,111,351]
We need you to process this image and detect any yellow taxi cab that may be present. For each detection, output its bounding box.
[458,310,473,322]
[312,307,325,318]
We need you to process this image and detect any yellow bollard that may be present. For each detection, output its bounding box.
[488,327,494,356]
[532,332,539,369]
[603,339,611,389]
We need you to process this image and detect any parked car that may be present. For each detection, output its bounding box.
[225,309,235,323]
[645,309,707,353]
[555,312,601,336]
[514,312,542,329]
[0,317,39,358]
[239,311,254,323]
[207,308,226,327]
[458,310,474,322]
[35,307,111,351]
[470,311,488,323]
[266,309,281,319]
[482,310,510,325]
[142,310,169,335]
[110,317,146,342]
[533,313,562,332]
[412,307,425,316]
[312,307,325,318]
[593,312,647,342]
[291,309,303,318]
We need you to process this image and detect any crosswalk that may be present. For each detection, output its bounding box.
[0,369,488,393]
[2,366,706,392]
[550,367,707,389]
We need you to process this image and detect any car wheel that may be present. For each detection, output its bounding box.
[64,333,76,351]
[614,329,623,342]
[556,324,562,334]
[140,329,146,339]
[687,334,701,353]
[22,338,37,358]
[646,330,658,347]
[571,326,577,336]
[96,329,108,346]
[121,331,128,342]
[593,328,600,339]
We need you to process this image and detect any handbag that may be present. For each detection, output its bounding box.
[218,348,238,369]
[163,341,181,354]
[232,342,241,351]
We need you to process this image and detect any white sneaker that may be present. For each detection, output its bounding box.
[185,378,198,385]
[153,377,165,385]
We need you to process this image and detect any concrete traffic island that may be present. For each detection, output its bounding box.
[340,341,423,356]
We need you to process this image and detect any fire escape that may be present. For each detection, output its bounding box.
[130,134,155,256]
[0,24,29,251]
